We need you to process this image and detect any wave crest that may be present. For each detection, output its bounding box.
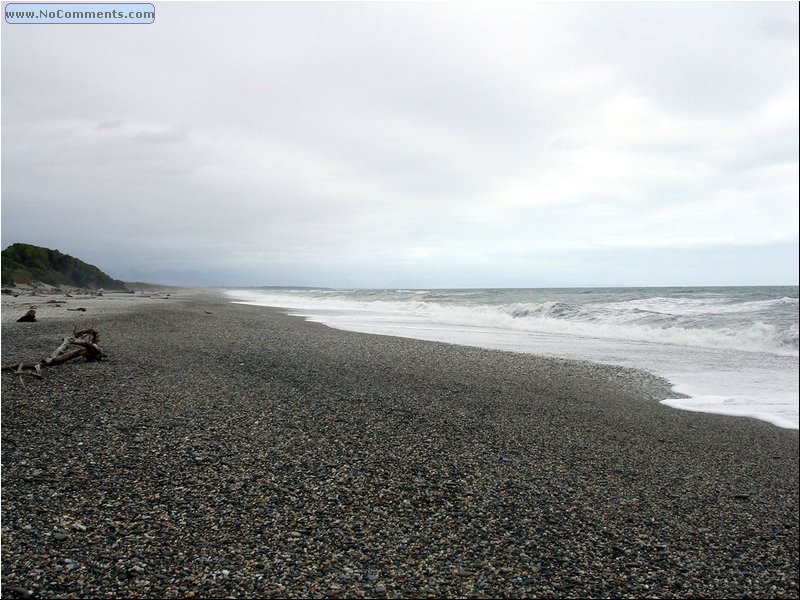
[226,289,798,356]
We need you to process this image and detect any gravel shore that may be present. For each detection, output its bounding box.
[2,291,798,598]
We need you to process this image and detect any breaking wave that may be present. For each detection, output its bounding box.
[228,289,798,356]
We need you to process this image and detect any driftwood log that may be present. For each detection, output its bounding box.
[17,307,37,322]
[2,327,106,386]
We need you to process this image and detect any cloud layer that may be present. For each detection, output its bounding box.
[2,2,798,287]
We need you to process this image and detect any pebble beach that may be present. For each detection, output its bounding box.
[1,290,798,598]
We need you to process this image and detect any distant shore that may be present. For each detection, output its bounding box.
[1,284,195,326]
[2,291,798,598]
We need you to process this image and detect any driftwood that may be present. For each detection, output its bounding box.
[17,307,37,322]
[2,327,106,386]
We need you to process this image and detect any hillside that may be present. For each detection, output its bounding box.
[1,243,128,290]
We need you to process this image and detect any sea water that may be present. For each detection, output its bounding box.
[226,286,799,429]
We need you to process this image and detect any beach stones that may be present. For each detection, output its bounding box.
[1,296,797,598]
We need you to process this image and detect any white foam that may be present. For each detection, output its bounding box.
[660,397,799,430]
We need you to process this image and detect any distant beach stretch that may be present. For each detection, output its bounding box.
[2,289,797,598]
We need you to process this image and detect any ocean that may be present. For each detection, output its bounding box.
[226,286,799,429]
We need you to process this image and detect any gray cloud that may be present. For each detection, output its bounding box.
[2,2,797,287]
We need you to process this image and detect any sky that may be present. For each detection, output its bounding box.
[2,2,798,288]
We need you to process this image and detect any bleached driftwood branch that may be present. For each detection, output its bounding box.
[2,327,106,386]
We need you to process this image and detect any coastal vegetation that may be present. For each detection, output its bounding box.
[1,243,127,290]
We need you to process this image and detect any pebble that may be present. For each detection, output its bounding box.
[1,294,797,598]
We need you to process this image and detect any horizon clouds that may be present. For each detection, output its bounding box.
[2,2,798,288]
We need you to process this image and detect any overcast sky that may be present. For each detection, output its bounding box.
[2,2,798,288]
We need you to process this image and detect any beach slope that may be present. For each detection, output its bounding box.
[2,292,797,598]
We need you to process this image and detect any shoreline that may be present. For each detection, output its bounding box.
[228,291,799,432]
[2,291,798,598]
